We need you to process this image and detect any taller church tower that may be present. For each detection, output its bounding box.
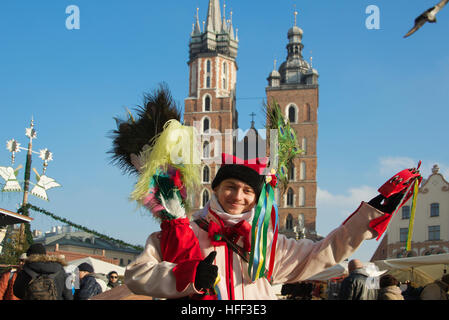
[184,0,239,211]
[266,12,320,240]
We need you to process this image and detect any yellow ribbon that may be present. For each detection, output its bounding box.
[406,179,419,251]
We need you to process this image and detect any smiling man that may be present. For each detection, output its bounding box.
[125,153,402,300]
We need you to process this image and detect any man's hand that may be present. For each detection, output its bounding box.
[194,251,218,291]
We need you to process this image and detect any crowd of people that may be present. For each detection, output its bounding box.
[1,247,448,300]
[281,259,449,301]
[0,243,122,300]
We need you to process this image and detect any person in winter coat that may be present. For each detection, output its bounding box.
[13,244,73,300]
[337,259,379,300]
[419,274,449,300]
[107,271,120,289]
[74,262,102,300]
[378,274,404,300]
[0,253,27,300]
[125,155,404,300]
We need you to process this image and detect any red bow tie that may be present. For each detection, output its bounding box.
[208,219,252,253]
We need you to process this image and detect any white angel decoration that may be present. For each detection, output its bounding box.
[0,165,23,192]
[30,168,61,201]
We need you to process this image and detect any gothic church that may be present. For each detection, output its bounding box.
[183,0,320,240]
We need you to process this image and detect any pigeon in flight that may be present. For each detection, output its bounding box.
[404,0,449,38]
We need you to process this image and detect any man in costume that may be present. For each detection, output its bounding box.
[113,85,420,300]
[124,154,404,300]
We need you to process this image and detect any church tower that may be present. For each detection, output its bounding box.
[184,0,239,212]
[266,11,320,240]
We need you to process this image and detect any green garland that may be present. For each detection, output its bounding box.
[24,204,143,252]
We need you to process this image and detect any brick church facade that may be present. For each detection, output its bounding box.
[183,0,320,240]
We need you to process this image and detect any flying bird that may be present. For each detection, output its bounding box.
[0,165,22,192]
[404,0,449,38]
[30,168,61,201]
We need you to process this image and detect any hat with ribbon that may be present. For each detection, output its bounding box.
[212,153,280,282]
[211,154,271,199]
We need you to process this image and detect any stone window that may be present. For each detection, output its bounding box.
[288,105,297,123]
[430,203,439,217]
[400,228,408,242]
[203,117,210,133]
[306,104,312,122]
[203,141,210,159]
[299,161,306,180]
[299,187,305,207]
[286,214,293,230]
[203,165,210,183]
[402,206,410,219]
[202,189,210,208]
[204,95,211,112]
[287,188,294,207]
[428,225,440,241]
[206,60,211,88]
[288,162,295,181]
[222,62,227,90]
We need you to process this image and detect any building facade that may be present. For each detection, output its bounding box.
[266,17,319,240]
[183,0,239,211]
[33,227,141,267]
[184,1,320,240]
[371,164,449,261]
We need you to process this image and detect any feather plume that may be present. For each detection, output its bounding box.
[108,83,181,176]
[131,120,201,220]
[264,98,302,193]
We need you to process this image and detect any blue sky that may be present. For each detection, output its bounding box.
[0,0,448,263]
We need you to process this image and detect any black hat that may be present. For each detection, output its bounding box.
[212,164,265,199]
[78,262,94,273]
[26,243,46,256]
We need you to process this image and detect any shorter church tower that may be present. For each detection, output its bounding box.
[266,11,320,240]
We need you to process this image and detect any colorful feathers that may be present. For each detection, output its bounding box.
[109,84,201,222]
[131,119,201,221]
[109,83,182,176]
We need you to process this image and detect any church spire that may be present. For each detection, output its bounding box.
[193,7,201,35]
[206,0,222,33]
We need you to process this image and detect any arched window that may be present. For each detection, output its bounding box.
[287,188,294,207]
[286,214,293,230]
[299,187,305,207]
[222,62,227,90]
[302,137,307,155]
[204,95,211,111]
[202,189,210,208]
[206,60,211,88]
[288,162,295,181]
[203,117,210,133]
[299,161,306,180]
[306,104,312,122]
[298,213,305,229]
[203,141,210,159]
[288,105,297,123]
[203,166,210,183]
